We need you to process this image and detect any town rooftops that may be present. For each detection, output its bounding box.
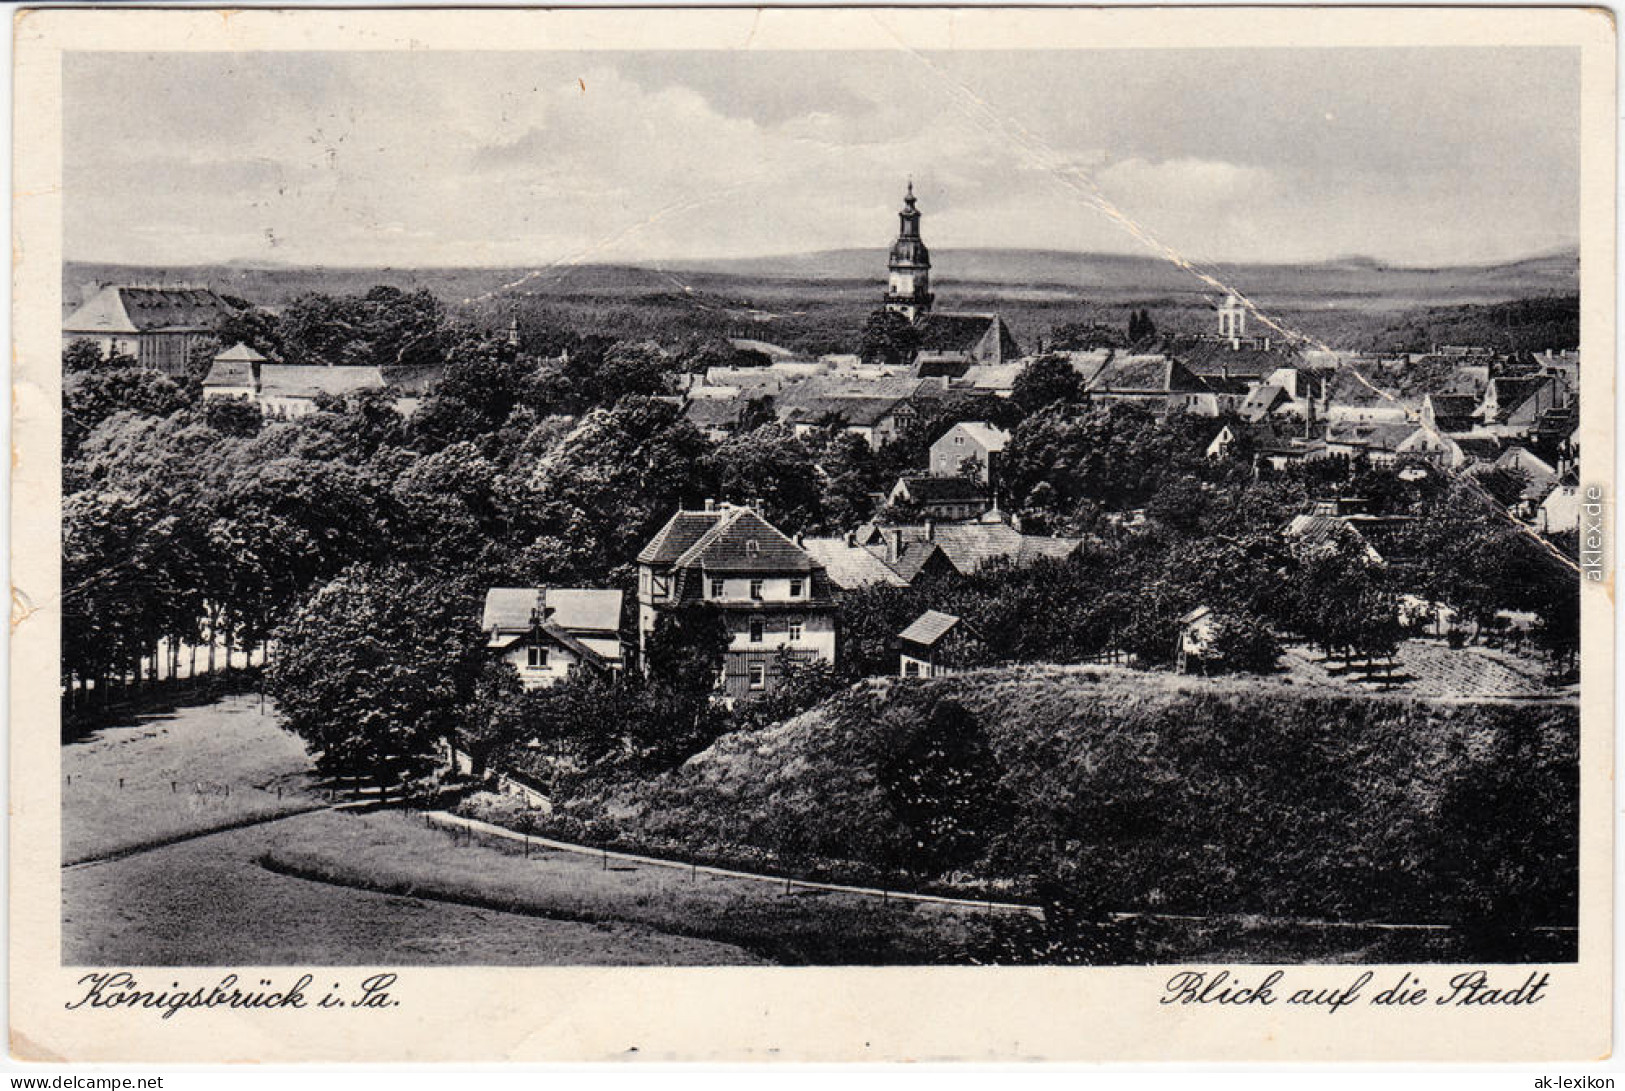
[779,394,907,429]
[1082,354,1205,394]
[898,609,966,648]
[1325,367,1401,408]
[63,285,239,335]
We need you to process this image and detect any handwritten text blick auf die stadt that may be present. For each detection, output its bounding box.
[1163,969,1550,1014]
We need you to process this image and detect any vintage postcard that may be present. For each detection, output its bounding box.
[9,5,1616,1064]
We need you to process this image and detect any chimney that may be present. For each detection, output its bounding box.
[925,520,935,541]
[886,528,901,564]
[704,498,716,512]
[793,532,804,547]
[844,531,855,548]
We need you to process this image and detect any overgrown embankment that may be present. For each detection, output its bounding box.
[505,665,1576,957]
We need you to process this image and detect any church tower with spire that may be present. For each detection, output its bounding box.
[882,180,934,322]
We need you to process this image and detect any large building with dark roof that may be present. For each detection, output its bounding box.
[636,501,836,700]
[63,284,242,377]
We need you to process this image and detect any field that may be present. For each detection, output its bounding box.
[61,693,324,865]
[62,695,764,965]
[65,814,759,966]
[260,809,994,965]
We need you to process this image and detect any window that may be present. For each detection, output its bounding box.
[745,540,760,556]
[749,619,764,643]
[710,578,725,598]
[651,574,669,599]
[527,646,549,669]
[788,619,803,642]
[749,579,764,600]
[789,579,804,598]
[954,435,964,445]
[748,663,766,690]
[904,659,920,677]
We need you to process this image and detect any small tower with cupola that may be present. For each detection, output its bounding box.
[883,180,935,323]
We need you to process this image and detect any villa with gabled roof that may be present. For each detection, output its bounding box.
[636,501,836,700]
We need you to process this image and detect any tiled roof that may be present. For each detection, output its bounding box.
[202,357,256,389]
[481,587,623,635]
[1084,354,1205,394]
[950,422,1010,451]
[779,395,905,428]
[873,522,1081,576]
[636,510,726,565]
[898,609,963,647]
[682,399,743,429]
[916,312,998,352]
[1164,337,1300,378]
[1453,436,1506,462]
[895,475,990,503]
[63,285,238,335]
[671,507,817,574]
[1325,420,1417,452]
[798,537,909,589]
[1325,367,1400,408]
[214,342,266,363]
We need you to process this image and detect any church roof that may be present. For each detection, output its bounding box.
[916,312,1001,353]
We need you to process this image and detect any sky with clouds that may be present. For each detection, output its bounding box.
[64,48,1579,268]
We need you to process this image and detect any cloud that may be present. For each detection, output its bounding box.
[62,49,1579,267]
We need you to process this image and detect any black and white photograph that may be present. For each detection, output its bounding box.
[11,4,1615,1066]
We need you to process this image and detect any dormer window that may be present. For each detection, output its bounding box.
[710,578,725,598]
[527,646,548,669]
[745,540,760,557]
[789,579,804,597]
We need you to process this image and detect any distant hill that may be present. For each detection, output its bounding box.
[65,247,1577,310]
[63,248,1579,357]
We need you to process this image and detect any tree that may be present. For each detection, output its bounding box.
[1205,611,1282,674]
[857,309,922,368]
[1010,354,1083,416]
[877,695,1004,875]
[644,603,731,698]
[203,397,264,438]
[268,566,488,797]
[703,424,824,533]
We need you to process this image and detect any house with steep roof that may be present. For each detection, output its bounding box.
[1323,420,1423,465]
[482,587,626,690]
[886,475,993,522]
[636,502,836,700]
[777,393,917,448]
[897,610,985,678]
[63,284,242,377]
[200,342,265,401]
[929,421,1010,483]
